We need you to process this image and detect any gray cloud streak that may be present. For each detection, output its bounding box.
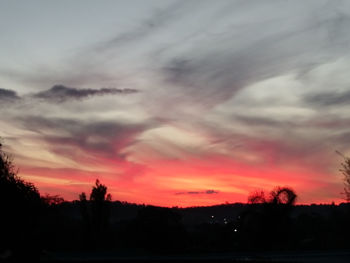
[175,189,219,195]
[17,115,152,159]
[33,85,138,103]
[93,0,192,52]
[304,90,350,106]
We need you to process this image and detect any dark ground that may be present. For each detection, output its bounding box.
[40,250,350,263]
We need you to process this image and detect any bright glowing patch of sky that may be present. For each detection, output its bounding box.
[1,0,350,206]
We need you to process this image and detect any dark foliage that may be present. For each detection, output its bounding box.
[0,142,42,259]
[124,206,188,252]
[41,194,65,205]
[237,187,297,250]
[78,179,112,249]
[340,155,350,202]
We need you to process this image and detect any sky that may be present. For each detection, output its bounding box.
[1,0,350,207]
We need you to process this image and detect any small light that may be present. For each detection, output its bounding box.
[234,229,238,232]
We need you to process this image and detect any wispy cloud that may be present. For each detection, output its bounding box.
[17,115,152,159]
[32,85,138,103]
[93,0,191,52]
[1,0,349,205]
[175,189,219,195]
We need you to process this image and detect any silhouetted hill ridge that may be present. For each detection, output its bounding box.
[53,201,350,226]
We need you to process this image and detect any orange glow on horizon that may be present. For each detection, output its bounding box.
[18,153,344,207]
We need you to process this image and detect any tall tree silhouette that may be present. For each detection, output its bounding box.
[340,155,350,202]
[0,140,41,259]
[79,179,112,248]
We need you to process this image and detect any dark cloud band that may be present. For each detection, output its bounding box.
[0,88,20,101]
[304,90,350,106]
[33,85,138,102]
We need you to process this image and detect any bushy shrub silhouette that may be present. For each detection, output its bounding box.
[41,194,65,205]
[238,186,297,250]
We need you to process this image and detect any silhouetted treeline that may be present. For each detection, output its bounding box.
[1,141,350,260]
[2,184,350,256]
[31,200,350,254]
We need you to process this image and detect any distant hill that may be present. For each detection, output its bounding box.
[56,200,350,227]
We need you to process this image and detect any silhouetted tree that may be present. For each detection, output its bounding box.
[78,179,112,249]
[248,187,297,205]
[248,190,266,204]
[0,140,42,259]
[239,186,297,250]
[340,155,350,202]
[41,194,65,206]
[269,186,297,206]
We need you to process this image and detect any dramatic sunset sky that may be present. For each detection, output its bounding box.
[1,0,350,206]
